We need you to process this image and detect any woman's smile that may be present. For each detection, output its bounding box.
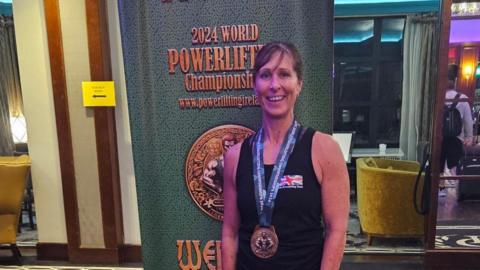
[266,95,286,102]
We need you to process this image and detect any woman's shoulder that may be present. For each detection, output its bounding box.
[309,131,344,184]
[311,131,337,148]
[311,131,342,160]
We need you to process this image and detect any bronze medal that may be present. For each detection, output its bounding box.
[250,225,279,259]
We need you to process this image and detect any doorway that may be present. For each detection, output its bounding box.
[425,0,480,269]
[0,5,38,249]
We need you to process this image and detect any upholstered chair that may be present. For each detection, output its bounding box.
[0,155,31,261]
[356,157,424,245]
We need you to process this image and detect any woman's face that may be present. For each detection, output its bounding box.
[254,52,302,120]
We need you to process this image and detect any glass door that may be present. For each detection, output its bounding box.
[426,0,480,268]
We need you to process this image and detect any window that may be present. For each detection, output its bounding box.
[334,17,405,148]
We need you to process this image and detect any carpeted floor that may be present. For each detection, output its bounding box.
[436,183,480,249]
[16,211,38,247]
[436,221,480,249]
[16,228,37,248]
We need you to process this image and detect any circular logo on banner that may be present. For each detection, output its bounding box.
[185,125,254,221]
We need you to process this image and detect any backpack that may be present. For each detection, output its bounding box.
[443,93,462,138]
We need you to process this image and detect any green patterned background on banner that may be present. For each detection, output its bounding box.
[118,0,333,268]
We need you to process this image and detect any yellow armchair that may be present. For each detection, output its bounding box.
[0,155,31,260]
[356,157,424,245]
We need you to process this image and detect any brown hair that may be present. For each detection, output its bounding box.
[253,42,303,81]
[447,64,458,89]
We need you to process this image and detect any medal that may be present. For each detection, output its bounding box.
[250,121,300,258]
[250,225,279,259]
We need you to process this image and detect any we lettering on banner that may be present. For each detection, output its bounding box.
[177,240,222,270]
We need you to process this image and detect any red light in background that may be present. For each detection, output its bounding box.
[449,47,457,60]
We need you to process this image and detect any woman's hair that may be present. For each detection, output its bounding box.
[448,64,458,81]
[447,64,458,89]
[253,41,303,81]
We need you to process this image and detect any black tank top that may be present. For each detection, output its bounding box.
[236,127,324,270]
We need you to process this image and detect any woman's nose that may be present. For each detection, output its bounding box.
[269,75,280,91]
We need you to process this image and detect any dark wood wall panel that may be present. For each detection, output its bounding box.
[37,243,142,263]
[43,0,80,254]
[43,0,127,264]
[426,250,480,269]
[37,243,69,261]
[85,0,124,257]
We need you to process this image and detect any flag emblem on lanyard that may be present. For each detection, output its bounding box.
[279,175,303,189]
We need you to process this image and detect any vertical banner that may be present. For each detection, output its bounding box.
[118,0,333,269]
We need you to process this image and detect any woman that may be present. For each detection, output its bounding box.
[222,42,349,270]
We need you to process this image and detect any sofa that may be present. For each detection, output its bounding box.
[356,157,424,245]
[0,155,31,260]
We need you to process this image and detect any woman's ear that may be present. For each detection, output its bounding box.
[297,80,303,95]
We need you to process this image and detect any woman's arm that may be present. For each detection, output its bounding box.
[460,99,474,145]
[221,142,242,270]
[312,132,350,270]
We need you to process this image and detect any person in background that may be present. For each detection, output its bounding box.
[440,64,474,195]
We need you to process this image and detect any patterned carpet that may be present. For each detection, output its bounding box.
[436,223,480,249]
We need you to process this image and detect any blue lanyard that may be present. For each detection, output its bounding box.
[252,121,300,227]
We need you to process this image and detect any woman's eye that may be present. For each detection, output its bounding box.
[260,72,271,79]
[279,72,291,78]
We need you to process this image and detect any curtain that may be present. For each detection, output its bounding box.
[0,15,22,155]
[400,14,437,162]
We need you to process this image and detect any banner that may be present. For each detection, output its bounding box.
[118,1,333,269]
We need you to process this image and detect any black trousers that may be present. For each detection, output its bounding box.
[440,137,464,169]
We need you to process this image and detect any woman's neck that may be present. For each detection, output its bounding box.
[262,113,294,145]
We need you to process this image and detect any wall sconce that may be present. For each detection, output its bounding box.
[463,65,474,79]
